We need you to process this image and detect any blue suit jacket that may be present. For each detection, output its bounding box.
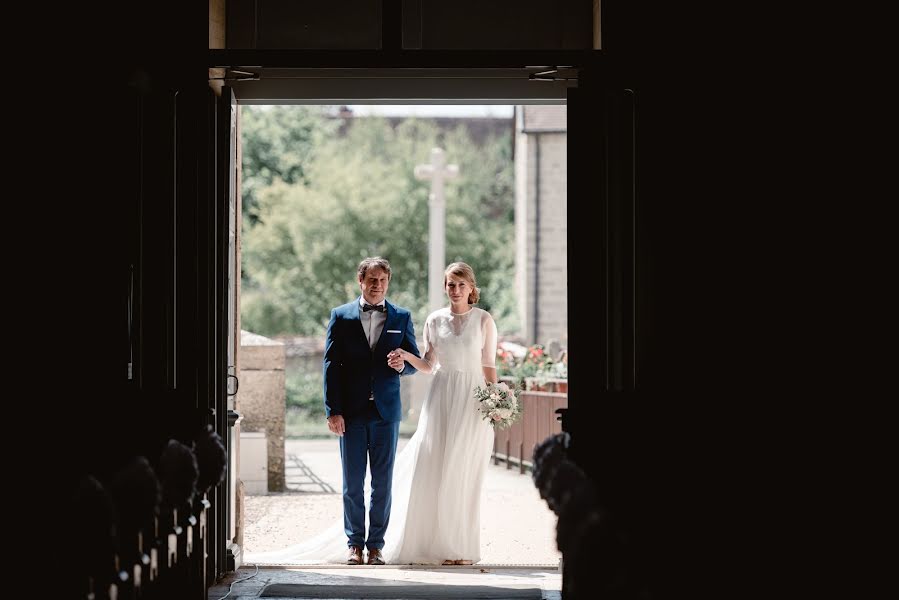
[323,298,421,423]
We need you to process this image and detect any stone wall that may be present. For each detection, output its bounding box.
[515,105,568,347]
[237,330,286,492]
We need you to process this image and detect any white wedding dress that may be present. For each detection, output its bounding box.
[246,307,498,565]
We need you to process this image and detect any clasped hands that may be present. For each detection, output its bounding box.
[387,348,407,372]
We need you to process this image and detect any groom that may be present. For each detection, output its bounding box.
[323,257,421,565]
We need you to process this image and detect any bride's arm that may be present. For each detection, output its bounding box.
[394,313,436,374]
[394,347,433,374]
[481,312,498,384]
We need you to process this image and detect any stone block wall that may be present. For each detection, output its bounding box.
[515,105,568,347]
[237,330,286,492]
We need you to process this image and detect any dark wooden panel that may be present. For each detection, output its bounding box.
[401,0,422,49]
[226,0,257,48]
[225,0,592,50]
[420,0,591,49]
[257,0,382,49]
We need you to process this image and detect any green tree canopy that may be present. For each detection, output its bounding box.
[240,105,340,225]
[241,108,519,338]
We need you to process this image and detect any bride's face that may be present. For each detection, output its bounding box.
[445,275,470,304]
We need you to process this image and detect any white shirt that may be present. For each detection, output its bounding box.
[359,298,387,350]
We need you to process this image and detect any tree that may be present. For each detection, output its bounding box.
[241,109,519,337]
[240,105,340,225]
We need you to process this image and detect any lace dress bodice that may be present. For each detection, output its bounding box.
[421,307,498,376]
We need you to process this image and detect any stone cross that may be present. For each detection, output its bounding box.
[414,147,459,312]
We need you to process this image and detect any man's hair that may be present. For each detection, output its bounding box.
[357,256,392,281]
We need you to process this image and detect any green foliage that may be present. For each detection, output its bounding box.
[240,105,340,226]
[285,367,324,418]
[285,408,331,439]
[241,108,519,338]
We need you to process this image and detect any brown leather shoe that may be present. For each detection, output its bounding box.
[347,546,363,565]
[367,548,385,565]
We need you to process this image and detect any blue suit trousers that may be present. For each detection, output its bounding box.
[339,402,400,550]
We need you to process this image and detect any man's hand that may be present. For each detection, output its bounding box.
[327,415,345,436]
[387,349,405,372]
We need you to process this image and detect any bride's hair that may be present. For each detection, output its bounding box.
[444,262,480,304]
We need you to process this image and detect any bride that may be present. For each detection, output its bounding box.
[246,262,498,565]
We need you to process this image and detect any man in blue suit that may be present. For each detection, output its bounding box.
[323,256,421,565]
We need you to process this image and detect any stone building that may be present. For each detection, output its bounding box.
[515,105,568,347]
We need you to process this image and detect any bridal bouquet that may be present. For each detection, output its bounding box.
[474,381,522,430]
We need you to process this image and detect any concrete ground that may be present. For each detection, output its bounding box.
[242,439,561,566]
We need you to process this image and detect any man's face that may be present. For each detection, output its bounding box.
[359,267,390,305]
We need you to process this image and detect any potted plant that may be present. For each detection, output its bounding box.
[496,343,567,392]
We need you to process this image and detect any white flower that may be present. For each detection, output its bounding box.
[475,382,522,428]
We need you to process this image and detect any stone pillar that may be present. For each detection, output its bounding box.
[415,147,459,313]
[237,330,286,492]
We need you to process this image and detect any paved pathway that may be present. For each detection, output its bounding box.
[242,439,561,566]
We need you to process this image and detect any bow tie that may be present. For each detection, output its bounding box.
[362,303,386,313]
